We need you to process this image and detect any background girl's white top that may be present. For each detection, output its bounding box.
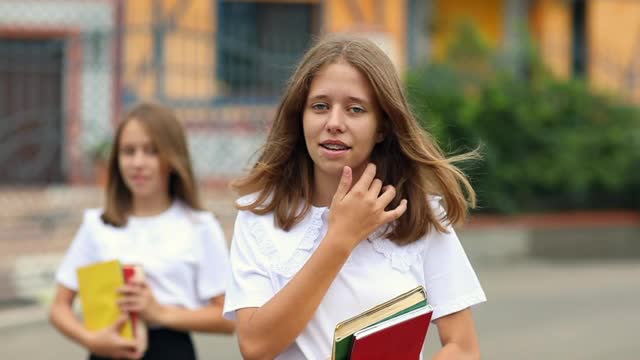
[56,201,230,309]
[223,195,486,360]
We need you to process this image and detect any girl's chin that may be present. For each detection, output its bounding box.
[129,186,162,199]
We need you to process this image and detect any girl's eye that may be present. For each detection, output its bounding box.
[350,106,365,114]
[311,103,328,111]
[144,145,158,155]
[120,146,135,155]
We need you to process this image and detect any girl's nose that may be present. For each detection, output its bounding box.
[132,151,145,166]
[326,108,346,133]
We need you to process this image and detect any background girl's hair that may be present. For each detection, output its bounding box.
[232,35,478,244]
[101,102,202,226]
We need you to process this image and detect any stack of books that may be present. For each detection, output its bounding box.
[331,285,433,360]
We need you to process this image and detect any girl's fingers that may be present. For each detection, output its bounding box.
[116,345,141,360]
[111,314,130,331]
[333,166,353,201]
[116,337,139,349]
[377,185,397,206]
[368,178,383,196]
[384,199,408,221]
[119,299,142,310]
[118,284,140,295]
[351,163,376,193]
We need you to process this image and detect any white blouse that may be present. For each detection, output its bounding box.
[223,195,486,360]
[56,201,231,309]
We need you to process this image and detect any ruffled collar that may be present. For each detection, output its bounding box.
[248,206,425,276]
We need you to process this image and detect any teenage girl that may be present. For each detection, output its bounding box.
[223,36,486,359]
[50,103,235,359]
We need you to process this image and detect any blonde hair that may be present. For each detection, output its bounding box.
[232,35,476,244]
[102,103,202,226]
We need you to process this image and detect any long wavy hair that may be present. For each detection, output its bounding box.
[101,103,202,226]
[232,36,477,244]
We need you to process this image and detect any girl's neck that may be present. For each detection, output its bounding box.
[311,173,340,207]
[131,194,172,217]
[311,165,367,207]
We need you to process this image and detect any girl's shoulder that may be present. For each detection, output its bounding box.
[234,192,275,222]
[235,192,264,208]
[80,208,107,228]
[173,201,220,227]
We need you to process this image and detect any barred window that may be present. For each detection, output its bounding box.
[217,1,319,99]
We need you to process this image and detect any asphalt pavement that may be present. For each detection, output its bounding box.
[1,260,638,359]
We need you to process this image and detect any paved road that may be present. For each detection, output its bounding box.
[1,260,638,359]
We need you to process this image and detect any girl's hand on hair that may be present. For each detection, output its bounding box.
[118,280,166,326]
[86,314,143,359]
[327,164,407,253]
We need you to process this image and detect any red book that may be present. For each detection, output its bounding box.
[122,264,148,354]
[122,264,144,337]
[122,265,138,337]
[349,306,432,360]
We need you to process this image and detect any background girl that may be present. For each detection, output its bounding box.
[50,103,235,359]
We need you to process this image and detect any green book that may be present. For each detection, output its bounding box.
[331,286,431,360]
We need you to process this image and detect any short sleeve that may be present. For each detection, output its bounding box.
[222,210,275,320]
[195,213,231,302]
[423,201,486,320]
[55,210,100,290]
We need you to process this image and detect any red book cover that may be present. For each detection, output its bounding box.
[349,310,432,360]
[122,264,143,337]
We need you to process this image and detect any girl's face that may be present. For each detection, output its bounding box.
[302,61,383,182]
[118,119,170,202]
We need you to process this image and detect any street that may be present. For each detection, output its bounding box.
[1,260,638,359]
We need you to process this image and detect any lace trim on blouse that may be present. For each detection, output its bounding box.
[248,205,429,275]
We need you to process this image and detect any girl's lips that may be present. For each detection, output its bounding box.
[319,145,349,159]
[321,139,349,148]
[130,175,149,183]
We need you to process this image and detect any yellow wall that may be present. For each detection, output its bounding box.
[124,0,155,100]
[530,0,571,78]
[122,0,408,103]
[589,0,640,102]
[431,0,504,59]
[123,0,217,101]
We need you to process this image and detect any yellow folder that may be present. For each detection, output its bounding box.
[76,260,133,339]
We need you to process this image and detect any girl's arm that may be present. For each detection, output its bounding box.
[118,286,235,334]
[157,295,235,333]
[235,238,353,360]
[432,308,481,360]
[49,285,141,359]
[235,164,407,360]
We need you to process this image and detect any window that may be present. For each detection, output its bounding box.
[217,1,319,99]
[0,39,64,184]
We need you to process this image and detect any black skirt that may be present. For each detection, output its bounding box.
[89,328,196,360]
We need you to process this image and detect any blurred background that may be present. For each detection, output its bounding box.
[0,0,638,359]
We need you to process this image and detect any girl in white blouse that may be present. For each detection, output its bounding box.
[223,36,486,360]
[50,103,235,359]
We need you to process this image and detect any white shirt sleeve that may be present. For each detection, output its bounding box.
[423,201,486,320]
[223,210,274,320]
[55,210,101,290]
[195,213,231,302]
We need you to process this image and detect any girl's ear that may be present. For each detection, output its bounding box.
[376,131,384,143]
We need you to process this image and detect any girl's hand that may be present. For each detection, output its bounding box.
[327,164,407,253]
[86,315,143,359]
[118,281,165,325]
